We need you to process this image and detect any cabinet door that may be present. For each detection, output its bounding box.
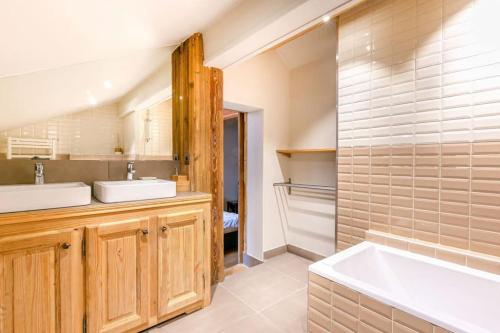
[0,229,79,333]
[86,217,150,333]
[157,209,205,318]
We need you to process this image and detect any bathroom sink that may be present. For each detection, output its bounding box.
[93,179,177,203]
[0,182,91,213]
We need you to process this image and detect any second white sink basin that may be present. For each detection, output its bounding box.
[93,179,177,203]
[0,182,91,213]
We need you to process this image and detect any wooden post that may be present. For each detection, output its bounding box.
[172,33,225,283]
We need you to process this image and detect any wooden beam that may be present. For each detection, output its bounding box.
[172,33,225,284]
[208,67,224,283]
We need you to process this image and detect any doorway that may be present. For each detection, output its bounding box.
[223,109,246,270]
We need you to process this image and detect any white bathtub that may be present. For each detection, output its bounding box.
[309,241,500,333]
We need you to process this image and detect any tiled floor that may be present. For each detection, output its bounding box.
[147,253,311,333]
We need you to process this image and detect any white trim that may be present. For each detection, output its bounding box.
[205,0,361,69]
[119,85,172,117]
[223,101,262,113]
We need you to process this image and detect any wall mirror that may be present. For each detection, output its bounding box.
[0,46,173,161]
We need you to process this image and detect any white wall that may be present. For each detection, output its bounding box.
[203,0,306,66]
[246,110,264,260]
[224,50,291,256]
[289,57,337,149]
[224,24,338,258]
[285,55,337,257]
[118,60,172,116]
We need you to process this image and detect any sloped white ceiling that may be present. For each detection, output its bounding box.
[0,47,173,131]
[0,0,242,78]
[275,22,336,70]
[0,0,243,131]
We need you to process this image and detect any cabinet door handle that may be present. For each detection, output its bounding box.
[160,226,167,233]
[141,229,149,235]
[61,242,71,249]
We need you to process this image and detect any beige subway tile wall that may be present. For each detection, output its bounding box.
[337,0,500,258]
[308,272,453,333]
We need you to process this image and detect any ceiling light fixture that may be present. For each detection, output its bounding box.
[86,90,97,106]
[322,15,330,23]
[103,80,113,89]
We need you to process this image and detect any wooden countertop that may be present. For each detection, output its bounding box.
[0,192,212,225]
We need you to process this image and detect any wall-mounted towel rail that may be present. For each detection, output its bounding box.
[273,181,336,192]
[7,137,56,160]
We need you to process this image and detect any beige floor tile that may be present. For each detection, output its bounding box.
[220,313,284,333]
[223,270,305,311]
[262,288,308,333]
[222,263,282,291]
[146,253,310,333]
[263,253,313,284]
[150,285,256,333]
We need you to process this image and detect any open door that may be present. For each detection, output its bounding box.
[222,110,247,271]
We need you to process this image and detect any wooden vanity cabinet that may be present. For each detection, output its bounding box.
[157,209,206,320]
[85,217,151,333]
[0,228,82,333]
[0,194,211,333]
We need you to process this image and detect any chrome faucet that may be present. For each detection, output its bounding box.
[34,162,44,185]
[127,162,136,181]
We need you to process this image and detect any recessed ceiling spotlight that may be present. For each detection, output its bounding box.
[86,90,97,106]
[322,15,330,23]
[103,80,113,89]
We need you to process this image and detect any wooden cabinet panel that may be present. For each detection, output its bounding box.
[0,198,211,333]
[0,229,79,333]
[157,209,205,318]
[86,218,150,333]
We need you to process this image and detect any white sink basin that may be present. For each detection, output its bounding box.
[93,179,176,203]
[0,182,91,213]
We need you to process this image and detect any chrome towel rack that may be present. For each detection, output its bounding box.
[273,179,336,194]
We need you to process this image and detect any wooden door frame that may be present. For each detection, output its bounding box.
[237,112,247,263]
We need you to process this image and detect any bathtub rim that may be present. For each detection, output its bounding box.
[308,241,500,333]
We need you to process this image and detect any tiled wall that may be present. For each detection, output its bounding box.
[0,99,172,158]
[134,99,172,157]
[366,230,500,275]
[0,160,178,186]
[0,104,122,156]
[337,0,500,258]
[308,272,452,333]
